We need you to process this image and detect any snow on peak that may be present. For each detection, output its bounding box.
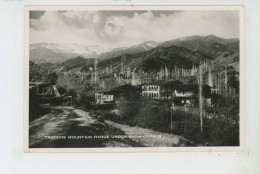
[30,43,105,58]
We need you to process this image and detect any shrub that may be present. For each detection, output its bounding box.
[57,86,67,95]
[115,97,139,126]
[134,100,170,131]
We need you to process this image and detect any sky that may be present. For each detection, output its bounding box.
[29,10,240,49]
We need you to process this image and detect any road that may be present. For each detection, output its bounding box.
[29,105,193,148]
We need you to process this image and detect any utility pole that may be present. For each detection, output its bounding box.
[94,58,98,83]
[225,66,228,97]
[170,102,175,131]
[199,63,203,133]
[225,66,228,125]
[89,66,93,83]
[170,107,173,131]
[181,65,184,78]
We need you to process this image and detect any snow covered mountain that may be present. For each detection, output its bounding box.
[30,41,160,64]
[30,35,238,66]
[98,41,160,60]
[30,43,106,64]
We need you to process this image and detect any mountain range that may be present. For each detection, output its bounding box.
[30,43,105,64]
[98,41,161,60]
[159,35,239,58]
[29,35,240,77]
[30,41,160,64]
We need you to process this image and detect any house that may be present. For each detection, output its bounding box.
[95,84,140,104]
[29,82,63,104]
[29,82,52,96]
[172,84,212,106]
[141,80,182,100]
[141,81,161,99]
[141,80,212,106]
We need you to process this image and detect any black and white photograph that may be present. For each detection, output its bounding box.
[25,6,244,151]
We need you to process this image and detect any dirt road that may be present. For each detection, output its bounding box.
[29,105,193,148]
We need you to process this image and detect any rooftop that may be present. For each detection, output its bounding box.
[29,82,45,86]
[174,84,211,91]
[142,80,182,86]
[96,84,140,93]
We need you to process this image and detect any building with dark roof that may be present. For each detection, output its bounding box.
[29,82,51,96]
[172,84,212,106]
[95,84,140,104]
[141,80,212,106]
[141,80,182,100]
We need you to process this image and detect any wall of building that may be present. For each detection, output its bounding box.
[95,92,114,104]
[141,85,160,99]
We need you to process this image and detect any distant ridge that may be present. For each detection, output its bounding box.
[159,35,239,58]
[30,35,239,74]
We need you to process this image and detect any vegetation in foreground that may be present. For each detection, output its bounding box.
[95,97,239,146]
